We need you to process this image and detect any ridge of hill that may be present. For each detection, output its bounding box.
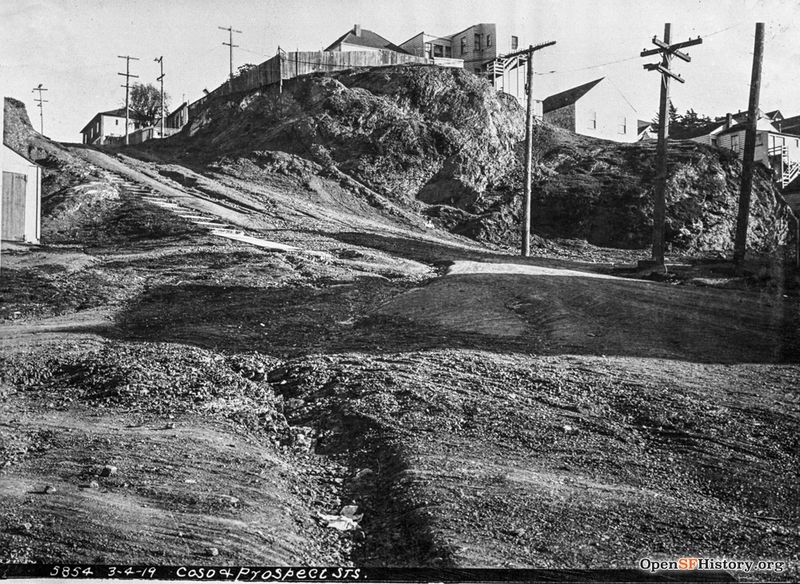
[151,64,794,254]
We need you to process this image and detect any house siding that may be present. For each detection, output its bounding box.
[544,103,576,132]
[1,144,41,243]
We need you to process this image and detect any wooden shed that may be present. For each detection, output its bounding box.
[1,142,41,244]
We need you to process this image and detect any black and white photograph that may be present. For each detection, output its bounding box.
[1,0,798,581]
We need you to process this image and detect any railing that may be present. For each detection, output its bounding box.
[784,160,800,188]
[765,143,800,188]
[768,144,787,158]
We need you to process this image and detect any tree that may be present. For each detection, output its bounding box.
[651,103,715,139]
[128,83,169,126]
[651,99,680,131]
[671,108,716,139]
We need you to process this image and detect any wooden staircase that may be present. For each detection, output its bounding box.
[768,144,800,189]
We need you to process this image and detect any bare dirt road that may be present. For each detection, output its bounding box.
[2,145,799,577]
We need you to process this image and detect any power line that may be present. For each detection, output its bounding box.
[641,24,703,268]
[118,54,139,145]
[219,25,242,85]
[31,83,48,135]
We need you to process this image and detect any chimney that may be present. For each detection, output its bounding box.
[353,24,361,37]
[726,113,732,129]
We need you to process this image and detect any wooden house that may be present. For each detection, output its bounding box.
[325,25,409,54]
[80,108,146,145]
[399,23,527,102]
[2,142,41,244]
[543,78,640,143]
[687,111,800,190]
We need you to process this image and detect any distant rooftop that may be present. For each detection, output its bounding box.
[325,25,409,54]
[542,78,604,113]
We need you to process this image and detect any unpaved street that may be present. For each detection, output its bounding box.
[2,143,798,573]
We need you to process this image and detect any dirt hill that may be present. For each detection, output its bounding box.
[150,64,794,254]
[4,98,95,198]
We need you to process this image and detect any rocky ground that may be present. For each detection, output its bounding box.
[1,70,799,579]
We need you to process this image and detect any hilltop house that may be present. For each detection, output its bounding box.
[325,24,409,53]
[80,108,147,145]
[775,113,800,136]
[399,24,527,101]
[686,109,800,190]
[543,78,640,143]
[166,102,189,130]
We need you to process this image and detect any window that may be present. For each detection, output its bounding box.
[731,134,740,151]
[588,111,597,130]
[460,36,467,55]
[617,116,627,134]
[424,42,432,58]
[487,34,492,47]
[433,44,444,57]
[444,46,452,58]
[511,36,519,50]
[474,33,482,50]
[756,133,763,146]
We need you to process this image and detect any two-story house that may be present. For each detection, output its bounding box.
[542,78,640,143]
[80,108,146,145]
[399,24,527,101]
[686,110,800,190]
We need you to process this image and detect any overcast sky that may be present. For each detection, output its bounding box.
[1,0,798,142]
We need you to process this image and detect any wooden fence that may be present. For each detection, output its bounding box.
[188,49,432,116]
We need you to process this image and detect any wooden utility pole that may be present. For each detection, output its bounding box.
[219,25,242,89]
[641,25,702,267]
[118,55,139,145]
[155,56,165,138]
[31,84,48,135]
[734,23,765,267]
[504,40,556,257]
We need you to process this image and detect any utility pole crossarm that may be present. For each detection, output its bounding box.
[219,25,243,85]
[641,23,702,267]
[643,63,685,83]
[641,36,703,58]
[516,39,557,257]
[118,55,139,145]
[31,85,48,135]
[504,40,556,61]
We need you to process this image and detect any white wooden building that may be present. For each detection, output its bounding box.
[543,78,640,143]
[689,112,800,190]
[2,142,41,244]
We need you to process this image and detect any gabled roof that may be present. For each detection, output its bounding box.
[777,114,800,136]
[325,28,409,53]
[80,108,146,135]
[543,78,604,113]
[325,28,409,54]
[716,117,781,137]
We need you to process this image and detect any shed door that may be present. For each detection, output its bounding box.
[2,171,27,241]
